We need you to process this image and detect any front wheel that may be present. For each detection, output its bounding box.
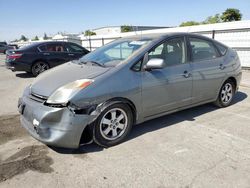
[93,103,133,147]
[31,61,49,77]
[214,80,235,107]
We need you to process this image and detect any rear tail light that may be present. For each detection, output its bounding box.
[8,52,23,59]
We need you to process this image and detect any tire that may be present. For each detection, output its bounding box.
[214,79,235,107]
[93,103,133,147]
[31,61,49,77]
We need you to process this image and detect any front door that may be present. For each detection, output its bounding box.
[142,36,193,118]
[65,43,87,61]
[43,43,69,67]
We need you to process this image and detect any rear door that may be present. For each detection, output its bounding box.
[39,43,69,67]
[141,36,193,118]
[65,43,88,61]
[187,36,226,103]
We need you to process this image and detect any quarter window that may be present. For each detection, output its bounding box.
[189,38,218,61]
[38,45,47,52]
[148,37,186,66]
[215,42,227,55]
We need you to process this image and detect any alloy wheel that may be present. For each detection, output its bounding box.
[100,108,128,141]
[221,83,233,104]
[32,62,49,75]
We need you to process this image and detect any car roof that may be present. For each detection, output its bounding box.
[32,41,69,46]
[122,32,213,41]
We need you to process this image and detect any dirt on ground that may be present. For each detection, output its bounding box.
[0,145,53,182]
[0,115,28,145]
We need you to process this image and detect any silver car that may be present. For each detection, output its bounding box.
[18,33,242,148]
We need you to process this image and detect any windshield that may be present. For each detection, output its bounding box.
[79,39,151,67]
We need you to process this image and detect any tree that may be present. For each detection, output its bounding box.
[43,33,48,40]
[20,35,28,41]
[121,25,133,32]
[84,30,96,36]
[32,36,39,41]
[203,14,222,24]
[180,21,200,27]
[221,8,242,22]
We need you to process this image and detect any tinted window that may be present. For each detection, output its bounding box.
[148,37,186,66]
[46,43,66,52]
[38,45,47,52]
[189,38,218,61]
[215,42,227,55]
[66,44,84,53]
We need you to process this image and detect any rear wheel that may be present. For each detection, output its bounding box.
[31,61,49,77]
[93,103,133,147]
[214,79,235,107]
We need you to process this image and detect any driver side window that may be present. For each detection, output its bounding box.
[148,37,186,66]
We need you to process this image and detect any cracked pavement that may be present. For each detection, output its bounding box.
[0,54,250,188]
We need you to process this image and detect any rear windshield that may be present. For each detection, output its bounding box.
[19,43,38,50]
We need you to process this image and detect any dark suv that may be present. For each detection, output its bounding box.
[6,41,89,76]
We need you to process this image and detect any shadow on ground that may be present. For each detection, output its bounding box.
[50,91,247,154]
[15,72,33,78]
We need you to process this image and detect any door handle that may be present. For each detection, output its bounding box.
[219,64,226,70]
[43,53,50,55]
[68,53,74,56]
[182,70,192,78]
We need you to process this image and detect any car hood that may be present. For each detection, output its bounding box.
[31,62,110,97]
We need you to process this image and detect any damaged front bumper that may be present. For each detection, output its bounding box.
[18,92,97,149]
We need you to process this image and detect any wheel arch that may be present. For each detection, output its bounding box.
[31,59,50,70]
[79,97,137,146]
[97,97,137,124]
[227,76,237,88]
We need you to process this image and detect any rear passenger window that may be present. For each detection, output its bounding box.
[46,44,66,52]
[215,42,227,55]
[189,38,219,61]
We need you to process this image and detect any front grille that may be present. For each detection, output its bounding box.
[30,92,48,103]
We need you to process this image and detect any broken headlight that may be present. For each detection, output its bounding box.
[46,79,94,105]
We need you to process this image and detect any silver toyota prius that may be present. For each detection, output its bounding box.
[18,33,242,148]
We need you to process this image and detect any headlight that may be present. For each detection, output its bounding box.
[46,79,94,104]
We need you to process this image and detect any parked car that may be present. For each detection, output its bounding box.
[0,43,7,54]
[5,41,89,76]
[18,33,242,148]
[0,42,18,54]
[7,44,19,50]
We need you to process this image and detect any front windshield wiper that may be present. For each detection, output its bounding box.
[80,61,105,67]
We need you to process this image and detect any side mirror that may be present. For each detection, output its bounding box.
[144,58,165,71]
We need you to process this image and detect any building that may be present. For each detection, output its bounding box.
[91,26,169,35]
[52,33,81,45]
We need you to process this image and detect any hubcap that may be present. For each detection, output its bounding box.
[100,108,128,140]
[33,63,49,74]
[221,83,233,104]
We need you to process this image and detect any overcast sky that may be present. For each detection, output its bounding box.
[0,0,249,42]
